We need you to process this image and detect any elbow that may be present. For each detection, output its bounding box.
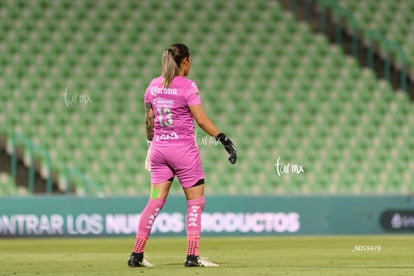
[195,118,208,130]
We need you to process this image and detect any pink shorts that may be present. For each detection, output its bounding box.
[150,141,205,189]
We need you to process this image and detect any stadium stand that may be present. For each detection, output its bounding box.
[0,172,29,196]
[335,0,414,77]
[1,0,413,195]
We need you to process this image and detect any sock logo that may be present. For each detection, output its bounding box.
[146,207,161,229]
[187,206,200,227]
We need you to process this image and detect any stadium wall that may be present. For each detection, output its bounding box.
[0,195,413,237]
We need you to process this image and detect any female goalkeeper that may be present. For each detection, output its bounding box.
[128,43,237,268]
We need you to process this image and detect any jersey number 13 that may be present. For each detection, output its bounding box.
[157,107,173,127]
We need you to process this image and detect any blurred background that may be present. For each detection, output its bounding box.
[1,0,414,197]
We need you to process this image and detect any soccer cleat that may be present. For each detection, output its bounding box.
[127,253,154,267]
[184,255,219,267]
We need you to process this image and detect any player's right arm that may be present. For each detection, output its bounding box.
[144,102,154,172]
[145,102,154,141]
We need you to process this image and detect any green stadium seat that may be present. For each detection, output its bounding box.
[1,0,413,196]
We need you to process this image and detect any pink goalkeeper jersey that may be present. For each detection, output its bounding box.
[144,76,201,145]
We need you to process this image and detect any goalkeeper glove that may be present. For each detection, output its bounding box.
[215,133,237,164]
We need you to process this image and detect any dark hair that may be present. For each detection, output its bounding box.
[162,43,190,87]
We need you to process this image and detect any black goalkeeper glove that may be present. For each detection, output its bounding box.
[215,133,237,164]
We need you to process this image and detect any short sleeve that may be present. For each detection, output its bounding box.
[144,89,150,103]
[144,78,157,103]
[185,81,201,106]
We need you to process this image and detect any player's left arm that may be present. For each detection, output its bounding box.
[145,102,154,141]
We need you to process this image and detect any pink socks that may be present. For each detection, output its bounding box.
[186,197,205,256]
[132,196,205,257]
[132,198,165,253]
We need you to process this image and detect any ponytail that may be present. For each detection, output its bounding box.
[162,49,179,87]
[161,43,190,87]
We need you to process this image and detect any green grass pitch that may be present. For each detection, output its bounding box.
[0,235,413,276]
